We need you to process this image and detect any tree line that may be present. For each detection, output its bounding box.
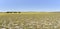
[6,12,21,13]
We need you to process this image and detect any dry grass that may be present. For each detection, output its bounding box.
[0,12,60,29]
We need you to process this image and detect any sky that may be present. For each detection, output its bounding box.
[0,0,60,12]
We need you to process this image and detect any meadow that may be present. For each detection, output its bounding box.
[0,12,60,29]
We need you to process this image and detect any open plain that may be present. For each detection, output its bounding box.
[0,12,60,29]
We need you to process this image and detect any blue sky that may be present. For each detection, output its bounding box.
[0,0,60,12]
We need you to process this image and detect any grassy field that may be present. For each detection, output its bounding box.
[0,12,60,29]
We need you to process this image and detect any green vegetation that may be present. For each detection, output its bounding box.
[0,12,60,29]
[6,12,21,13]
